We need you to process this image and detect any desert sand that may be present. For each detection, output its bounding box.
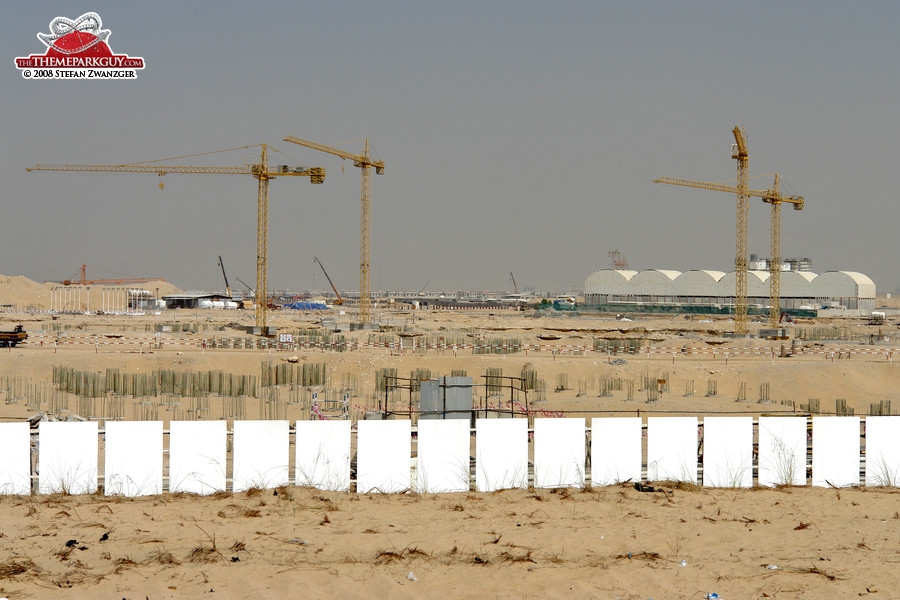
[1,274,898,599]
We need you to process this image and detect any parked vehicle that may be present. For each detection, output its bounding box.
[0,325,28,347]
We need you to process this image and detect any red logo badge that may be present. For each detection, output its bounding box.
[15,12,145,80]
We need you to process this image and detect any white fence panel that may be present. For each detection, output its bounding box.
[647,417,698,483]
[758,417,807,487]
[104,421,162,496]
[357,420,411,493]
[591,417,642,486]
[416,419,471,493]
[6,415,898,497]
[534,418,585,488]
[233,420,289,492]
[702,417,753,488]
[475,419,528,492]
[812,416,860,488]
[0,422,31,495]
[169,421,227,494]
[39,421,98,494]
[865,416,900,487]
[295,420,351,491]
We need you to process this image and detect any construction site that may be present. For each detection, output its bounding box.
[2,130,899,600]
[0,126,891,422]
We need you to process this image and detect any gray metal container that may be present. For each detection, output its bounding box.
[419,376,473,421]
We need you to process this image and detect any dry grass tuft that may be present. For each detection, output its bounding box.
[313,495,340,511]
[112,557,137,573]
[145,549,180,565]
[0,559,35,579]
[664,480,698,492]
[374,545,429,564]
[188,523,224,563]
[53,547,75,561]
[51,569,103,588]
[616,551,662,561]
[499,549,536,563]
[374,550,403,564]
[801,565,843,581]
[188,546,221,563]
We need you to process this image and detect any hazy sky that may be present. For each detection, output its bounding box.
[4,2,899,295]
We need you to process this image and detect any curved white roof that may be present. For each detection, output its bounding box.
[585,268,875,300]
[813,271,876,299]
[629,270,680,295]
[653,269,682,280]
[780,270,819,296]
[717,271,770,297]
[584,269,637,295]
[673,270,726,295]
[749,270,770,283]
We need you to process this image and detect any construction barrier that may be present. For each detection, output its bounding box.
[2,416,897,496]
[16,334,900,361]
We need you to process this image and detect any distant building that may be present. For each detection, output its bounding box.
[161,293,239,309]
[749,254,814,273]
[584,269,875,312]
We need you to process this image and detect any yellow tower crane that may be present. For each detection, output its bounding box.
[654,170,804,330]
[732,126,750,335]
[283,135,384,324]
[27,144,325,331]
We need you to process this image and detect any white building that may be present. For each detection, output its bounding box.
[584,269,875,312]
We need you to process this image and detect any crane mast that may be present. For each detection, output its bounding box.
[27,144,325,331]
[732,126,750,335]
[283,135,384,324]
[360,139,372,322]
[257,144,270,328]
[768,174,782,329]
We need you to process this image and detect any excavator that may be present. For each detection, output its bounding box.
[314,256,343,306]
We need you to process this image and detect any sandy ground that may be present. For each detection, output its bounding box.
[1,275,899,598]
[1,486,897,599]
